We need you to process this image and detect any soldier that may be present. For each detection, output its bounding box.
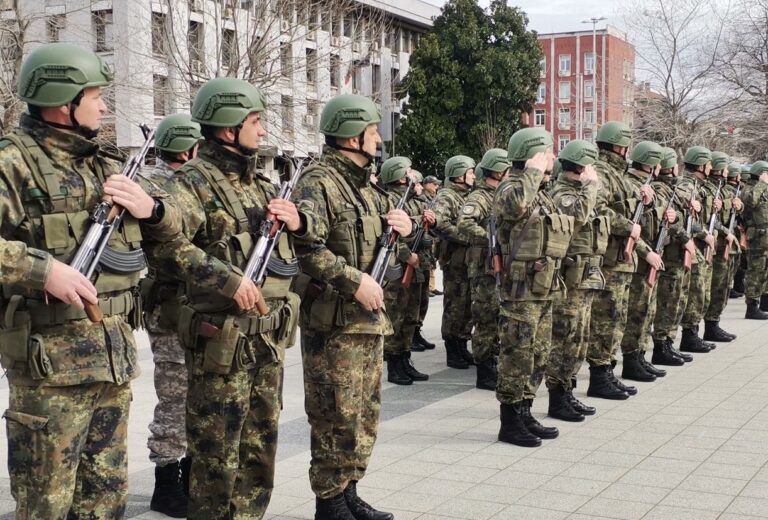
[545,140,603,422]
[586,122,663,400]
[379,157,434,385]
[292,94,411,520]
[650,147,695,366]
[143,113,202,517]
[0,43,183,518]
[146,77,305,519]
[433,156,476,369]
[423,175,440,197]
[422,175,442,298]
[677,146,721,352]
[731,164,753,299]
[494,128,577,447]
[409,170,437,353]
[457,148,509,390]
[742,161,768,319]
[703,153,742,340]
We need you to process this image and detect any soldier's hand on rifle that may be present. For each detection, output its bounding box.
[526,151,550,173]
[760,172,768,184]
[690,199,702,213]
[645,251,663,270]
[581,165,598,184]
[684,239,696,256]
[704,233,715,249]
[45,259,98,310]
[354,273,384,312]
[733,197,743,211]
[422,209,436,226]
[387,209,412,236]
[233,277,262,311]
[630,223,641,240]
[407,253,420,268]
[726,233,736,245]
[103,175,156,219]
[268,198,302,232]
[665,207,677,224]
[714,198,723,211]
[639,185,655,205]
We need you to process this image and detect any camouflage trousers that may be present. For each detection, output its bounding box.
[705,251,738,321]
[147,319,188,466]
[470,274,500,363]
[587,270,632,367]
[745,249,768,301]
[418,274,430,326]
[5,381,131,520]
[652,265,691,341]
[681,256,713,329]
[302,331,383,499]
[186,341,282,520]
[441,265,472,340]
[497,299,553,404]
[547,289,594,388]
[621,271,657,354]
[384,277,423,356]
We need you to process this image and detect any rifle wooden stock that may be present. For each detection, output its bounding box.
[683,249,693,271]
[724,242,732,260]
[705,245,714,264]
[402,264,415,288]
[740,232,748,250]
[85,302,103,322]
[623,236,636,263]
[492,254,502,274]
[646,266,658,288]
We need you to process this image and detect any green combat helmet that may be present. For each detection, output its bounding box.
[750,161,768,178]
[596,121,632,147]
[423,175,440,185]
[155,113,202,153]
[727,162,742,179]
[559,139,599,167]
[379,156,411,184]
[444,155,475,185]
[320,94,381,138]
[192,77,266,127]
[477,148,509,178]
[552,159,563,179]
[412,170,424,183]
[683,146,712,166]
[18,43,113,107]
[507,128,553,162]
[629,141,663,167]
[741,164,752,177]
[660,147,678,170]
[710,151,729,172]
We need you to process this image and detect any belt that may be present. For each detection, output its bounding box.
[23,291,135,326]
[197,308,283,336]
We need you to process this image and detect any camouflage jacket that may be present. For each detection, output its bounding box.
[457,180,496,279]
[383,183,434,274]
[433,181,471,267]
[742,178,768,248]
[0,113,183,386]
[674,171,713,249]
[651,174,690,248]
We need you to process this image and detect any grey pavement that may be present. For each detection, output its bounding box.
[2,286,768,519]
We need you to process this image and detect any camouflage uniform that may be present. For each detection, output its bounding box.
[456,179,499,363]
[142,160,188,467]
[705,180,741,322]
[0,113,183,519]
[147,141,302,519]
[410,193,436,337]
[743,179,768,302]
[293,146,396,499]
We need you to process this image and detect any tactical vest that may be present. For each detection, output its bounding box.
[435,186,469,267]
[464,189,494,278]
[0,131,143,327]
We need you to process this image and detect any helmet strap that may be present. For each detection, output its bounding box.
[329,132,374,166]
[67,91,99,139]
[213,124,257,156]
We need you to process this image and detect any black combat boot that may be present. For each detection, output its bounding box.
[401,353,429,381]
[179,456,191,496]
[150,461,188,518]
[746,299,768,320]
[680,328,712,353]
[316,493,357,520]
[498,403,542,447]
[410,337,426,352]
[638,352,666,377]
[386,355,413,385]
[445,338,470,369]
[587,365,629,400]
[652,338,685,366]
[704,320,736,342]
[344,481,394,520]
[475,357,498,390]
[520,399,559,439]
[413,328,436,350]
[667,338,693,362]
[730,288,744,298]
[548,384,585,422]
[458,338,475,366]
[566,385,596,416]
[608,366,637,395]
[621,351,656,382]
[761,294,768,312]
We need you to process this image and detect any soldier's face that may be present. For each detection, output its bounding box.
[238,112,267,149]
[704,162,712,176]
[72,87,107,130]
[414,183,423,195]
[465,168,476,186]
[425,183,437,194]
[359,124,381,157]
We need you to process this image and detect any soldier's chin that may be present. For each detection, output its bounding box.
[79,124,100,139]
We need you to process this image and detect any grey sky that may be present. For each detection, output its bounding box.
[423,0,627,34]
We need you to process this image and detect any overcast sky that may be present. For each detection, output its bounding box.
[422,0,626,34]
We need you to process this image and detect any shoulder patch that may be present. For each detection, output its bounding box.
[462,204,476,215]
[560,194,577,207]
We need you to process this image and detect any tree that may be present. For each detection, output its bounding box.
[396,0,542,176]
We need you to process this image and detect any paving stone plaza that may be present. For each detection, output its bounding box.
[2,285,768,519]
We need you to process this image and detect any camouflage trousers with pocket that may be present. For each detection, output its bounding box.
[652,265,691,341]
[681,257,713,329]
[547,289,594,388]
[384,277,423,357]
[587,270,632,367]
[470,274,500,363]
[705,251,738,321]
[621,271,657,354]
[441,265,473,341]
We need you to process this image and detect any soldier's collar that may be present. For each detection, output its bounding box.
[20,112,100,158]
[199,140,254,182]
[598,149,628,170]
[321,145,372,188]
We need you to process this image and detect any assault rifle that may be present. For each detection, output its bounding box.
[705,179,723,264]
[371,178,413,285]
[70,124,155,322]
[402,197,437,288]
[723,183,742,260]
[682,181,697,272]
[646,193,677,288]
[488,214,502,294]
[623,173,654,262]
[241,158,305,315]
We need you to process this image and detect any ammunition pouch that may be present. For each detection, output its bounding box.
[0,295,52,380]
[140,278,185,331]
[747,226,768,249]
[293,274,345,333]
[200,316,252,374]
[505,258,562,299]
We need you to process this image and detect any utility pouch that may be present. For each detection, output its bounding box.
[563,256,586,290]
[28,334,52,380]
[202,316,243,374]
[177,305,198,349]
[0,296,31,369]
[531,258,556,296]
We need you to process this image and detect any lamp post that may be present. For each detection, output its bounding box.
[582,16,606,139]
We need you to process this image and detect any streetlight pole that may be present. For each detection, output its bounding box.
[582,16,606,139]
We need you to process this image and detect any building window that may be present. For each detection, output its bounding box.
[537,84,546,103]
[305,100,319,127]
[558,108,570,129]
[280,42,292,78]
[330,54,341,88]
[92,10,114,52]
[558,54,570,75]
[539,58,546,77]
[153,74,169,116]
[151,12,167,56]
[584,52,594,74]
[534,109,545,127]
[47,14,65,42]
[372,63,381,96]
[188,20,204,72]
[584,80,594,99]
[306,48,317,84]
[344,13,354,38]
[583,130,593,142]
[282,95,293,137]
[558,81,570,101]
[584,108,594,125]
[221,29,236,70]
[558,135,570,150]
[391,68,400,99]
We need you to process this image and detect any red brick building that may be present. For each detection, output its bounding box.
[526,25,636,153]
